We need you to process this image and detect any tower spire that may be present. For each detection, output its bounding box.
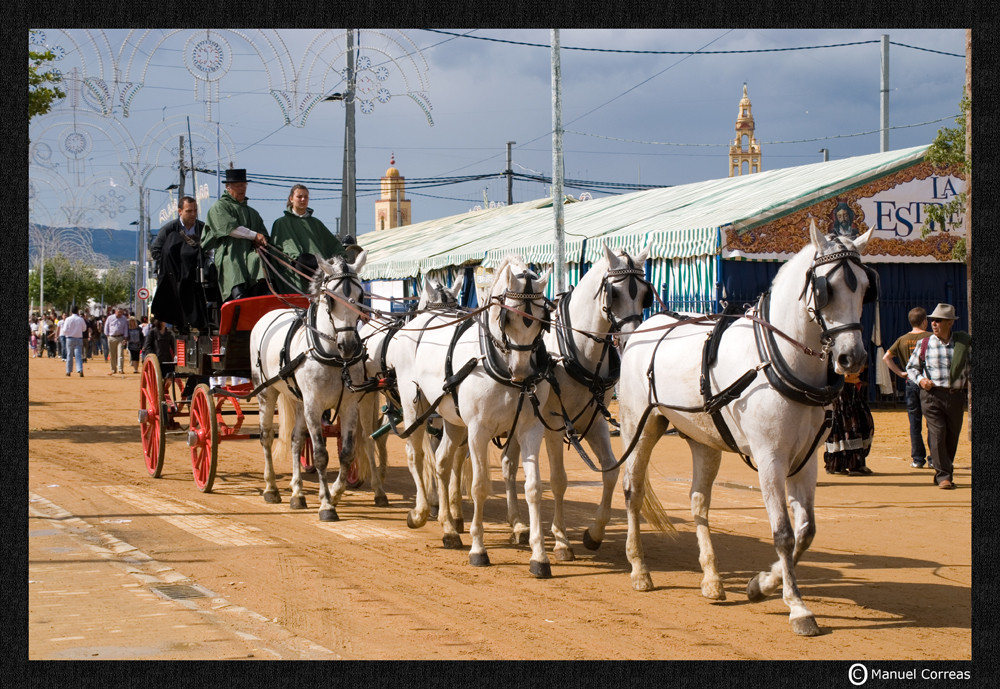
[729,83,762,177]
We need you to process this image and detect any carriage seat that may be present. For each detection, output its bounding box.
[217,294,310,336]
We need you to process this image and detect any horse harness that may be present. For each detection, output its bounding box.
[611,244,871,477]
[393,271,556,448]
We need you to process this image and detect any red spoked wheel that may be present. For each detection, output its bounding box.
[188,383,218,493]
[139,354,166,478]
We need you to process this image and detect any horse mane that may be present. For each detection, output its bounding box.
[489,254,531,293]
[308,254,350,296]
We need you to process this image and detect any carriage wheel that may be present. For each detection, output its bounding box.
[188,383,218,493]
[139,354,166,478]
[299,437,315,473]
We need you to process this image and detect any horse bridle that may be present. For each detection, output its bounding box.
[800,247,876,346]
[597,259,653,333]
[306,267,367,365]
[492,270,552,353]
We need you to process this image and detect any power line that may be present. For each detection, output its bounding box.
[565,114,960,148]
[421,30,964,58]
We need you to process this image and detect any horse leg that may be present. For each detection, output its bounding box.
[361,394,389,507]
[466,427,492,567]
[423,426,440,520]
[545,431,573,561]
[502,436,529,546]
[327,400,359,510]
[300,397,337,521]
[446,438,468,533]
[687,441,725,601]
[622,410,669,592]
[746,456,820,636]
[580,421,619,552]
[521,424,552,578]
[258,389,282,504]
[436,423,465,549]
[288,409,308,510]
[404,426,431,529]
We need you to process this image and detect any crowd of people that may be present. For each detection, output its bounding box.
[27,305,153,375]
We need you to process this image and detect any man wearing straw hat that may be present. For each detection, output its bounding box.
[905,303,971,490]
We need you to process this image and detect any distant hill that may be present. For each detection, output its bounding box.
[31,226,146,264]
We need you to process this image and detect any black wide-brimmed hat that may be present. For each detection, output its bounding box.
[224,168,248,184]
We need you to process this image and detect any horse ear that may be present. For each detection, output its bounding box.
[852,228,874,254]
[450,271,465,299]
[317,256,335,276]
[634,243,650,266]
[536,268,551,294]
[603,242,618,267]
[808,219,831,252]
[348,249,367,273]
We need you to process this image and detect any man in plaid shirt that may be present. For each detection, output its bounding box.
[905,303,971,490]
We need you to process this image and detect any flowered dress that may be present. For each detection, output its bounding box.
[823,371,875,474]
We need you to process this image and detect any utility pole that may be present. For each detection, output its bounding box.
[819,148,829,162]
[505,141,516,206]
[178,136,186,202]
[551,30,566,296]
[340,29,357,242]
[880,34,889,152]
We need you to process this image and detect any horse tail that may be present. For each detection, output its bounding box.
[275,392,295,467]
[640,474,677,535]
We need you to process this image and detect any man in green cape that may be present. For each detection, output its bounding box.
[270,183,347,293]
[203,168,271,301]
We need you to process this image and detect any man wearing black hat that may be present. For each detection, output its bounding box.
[203,168,271,301]
[905,303,971,490]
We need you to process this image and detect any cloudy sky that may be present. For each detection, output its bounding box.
[28,28,967,243]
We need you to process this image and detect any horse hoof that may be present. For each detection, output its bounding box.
[702,581,726,601]
[631,572,654,592]
[406,511,427,529]
[469,551,490,567]
[319,508,339,522]
[346,478,364,490]
[455,518,465,534]
[746,574,768,603]
[553,547,575,562]
[529,560,552,578]
[791,616,821,637]
[582,529,601,551]
[302,465,317,474]
[289,495,307,510]
[429,505,439,520]
[442,533,464,550]
[374,494,390,508]
[263,491,282,504]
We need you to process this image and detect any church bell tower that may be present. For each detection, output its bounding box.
[729,83,762,177]
[374,154,411,231]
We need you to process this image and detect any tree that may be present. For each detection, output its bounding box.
[29,45,65,122]
[29,257,133,313]
[923,91,969,259]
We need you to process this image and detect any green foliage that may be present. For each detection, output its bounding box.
[29,256,134,312]
[29,45,65,122]
[923,92,969,259]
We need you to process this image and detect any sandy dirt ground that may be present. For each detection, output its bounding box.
[27,352,972,660]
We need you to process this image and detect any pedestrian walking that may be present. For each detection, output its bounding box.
[905,303,970,490]
[61,306,87,377]
[104,307,129,374]
[883,306,933,468]
[126,316,143,373]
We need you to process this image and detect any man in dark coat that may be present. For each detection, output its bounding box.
[150,196,221,333]
[151,196,204,276]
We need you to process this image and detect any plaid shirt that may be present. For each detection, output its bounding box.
[905,333,970,390]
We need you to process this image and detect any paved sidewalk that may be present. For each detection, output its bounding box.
[28,493,338,660]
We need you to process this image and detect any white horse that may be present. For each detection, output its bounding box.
[617,221,876,636]
[352,274,467,508]
[385,255,556,576]
[499,244,659,560]
[250,252,369,521]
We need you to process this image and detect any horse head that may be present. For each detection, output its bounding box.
[804,220,875,374]
[489,257,551,383]
[418,272,465,310]
[312,250,367,360]
[598,243,652,337]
